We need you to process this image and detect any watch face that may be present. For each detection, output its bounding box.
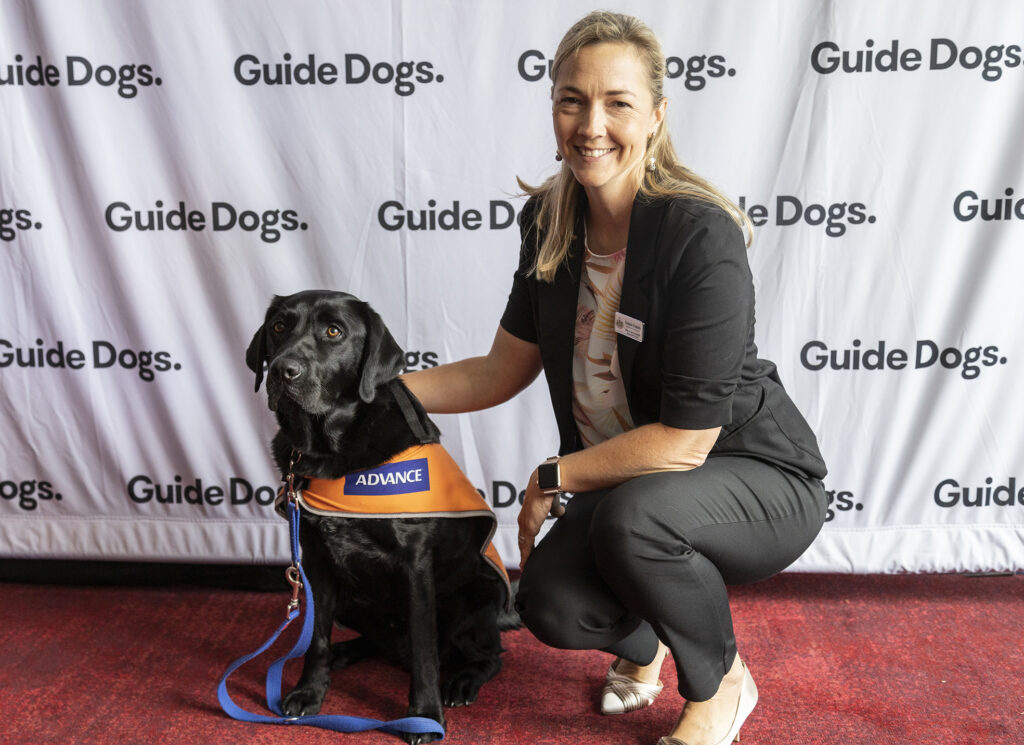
[537,461,560,490]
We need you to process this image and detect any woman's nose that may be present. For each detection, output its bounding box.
[578,105,605,138]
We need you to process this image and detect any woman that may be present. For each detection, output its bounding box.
[403,11,828,745]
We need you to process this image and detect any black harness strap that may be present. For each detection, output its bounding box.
[390,379,434,445]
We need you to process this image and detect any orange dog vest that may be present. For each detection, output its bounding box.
[291,443,511,605]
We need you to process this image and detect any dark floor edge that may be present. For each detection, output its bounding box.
[0,559,1017,591]
[0,558,288,591]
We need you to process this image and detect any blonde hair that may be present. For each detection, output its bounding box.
[518,10,753,282]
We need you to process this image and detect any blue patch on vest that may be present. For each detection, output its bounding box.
[344,457,431,496]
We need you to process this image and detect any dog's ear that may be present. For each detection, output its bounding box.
[358,301,405,403]
[246,297,281,392]
[245,325,267,392]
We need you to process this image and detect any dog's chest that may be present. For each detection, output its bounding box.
[310,515,478,602]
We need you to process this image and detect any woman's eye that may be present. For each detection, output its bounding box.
[272,321,285,333]
[326,325,342,338]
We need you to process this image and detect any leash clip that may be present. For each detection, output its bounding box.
[286,451,303,506]
[285,565,302,616]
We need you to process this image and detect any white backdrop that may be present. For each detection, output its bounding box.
[2,0,1023,573]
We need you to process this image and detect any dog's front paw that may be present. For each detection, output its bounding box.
[402,709,444,745]
[442,671,486,707]
[281,684,327,718]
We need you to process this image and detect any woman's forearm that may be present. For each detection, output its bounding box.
[517,421,722,564]
[402,326,543,414]
[402,355,513,413]
[557,422,722,493]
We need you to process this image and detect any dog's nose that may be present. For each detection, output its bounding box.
[272,358,304,382]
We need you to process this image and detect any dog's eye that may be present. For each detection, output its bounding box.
[272,321,286,334]
[326,325,342,338]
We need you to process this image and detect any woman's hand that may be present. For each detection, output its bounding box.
[517,468,557,566]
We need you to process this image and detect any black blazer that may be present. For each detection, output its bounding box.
[500,193,827,481]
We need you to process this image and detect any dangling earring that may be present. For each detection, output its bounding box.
[646,156,656,173]
[555,152,563,162]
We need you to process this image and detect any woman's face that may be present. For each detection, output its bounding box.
[552,42,666,205]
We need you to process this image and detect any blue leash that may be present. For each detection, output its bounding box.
[216,470,445,740]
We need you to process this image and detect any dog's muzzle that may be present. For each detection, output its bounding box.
[267,356,309,411]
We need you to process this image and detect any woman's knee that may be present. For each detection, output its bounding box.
[515,569,594,649]
[516,553,638,651]
[515,593,581,649]
[514,564,554,640]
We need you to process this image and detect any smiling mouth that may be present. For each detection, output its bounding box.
[576,147,615,158]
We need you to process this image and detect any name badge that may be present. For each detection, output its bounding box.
[614,312,644,343]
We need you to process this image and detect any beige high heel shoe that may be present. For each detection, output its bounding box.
[656,661,758,745]
[600,662,664,715]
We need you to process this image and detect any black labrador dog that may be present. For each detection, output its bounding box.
[246,290,512,743]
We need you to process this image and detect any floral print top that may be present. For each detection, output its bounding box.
[572,244,635,447]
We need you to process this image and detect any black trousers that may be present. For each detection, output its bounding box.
[515,456,827,701]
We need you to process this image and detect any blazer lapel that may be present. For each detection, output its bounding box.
[537,214,585,451]
[617,197,662,398]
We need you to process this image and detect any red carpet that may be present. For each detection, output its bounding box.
[0,572,1021,745]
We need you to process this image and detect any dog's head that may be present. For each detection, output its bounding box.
[246,290,405,414]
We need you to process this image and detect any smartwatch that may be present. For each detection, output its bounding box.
[537,456,566,517]
[537,456,562,496]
